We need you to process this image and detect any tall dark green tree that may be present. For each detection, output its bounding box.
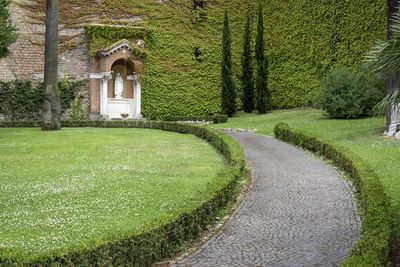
[221,10,236,117]
[42,0,61,130]
[241,13,254,113]
[0,0,17,58]
[255,2,270,114]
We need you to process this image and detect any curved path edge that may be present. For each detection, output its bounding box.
[173,131,361,267]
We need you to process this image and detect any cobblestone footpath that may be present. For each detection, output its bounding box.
[173,132,361,267]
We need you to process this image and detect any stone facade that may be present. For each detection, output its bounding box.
[1,2,145,119]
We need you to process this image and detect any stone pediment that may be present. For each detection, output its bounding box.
[97,39,135,57]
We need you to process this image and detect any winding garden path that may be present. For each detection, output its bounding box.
[173,132,361,267]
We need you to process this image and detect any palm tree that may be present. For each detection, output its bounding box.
[365,9,400,135]
[42,0,61,130]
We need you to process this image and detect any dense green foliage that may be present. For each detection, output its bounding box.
[221,11,236,117]
[320,68,385,118]
[241,14,254,113]
[264,0,387,108]
[0,121,246,266]
[86,25,149,59]
[0,0,16,58]
[19,0,386,117]
[0,79,84,120]
[255,3,269,114]
[274,123,392,266]
[213,109,400,266]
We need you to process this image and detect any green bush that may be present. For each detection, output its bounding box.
[69,96,89,121]
[320,68,385,118]
[212,113,228,124]
[0,79,86,120]
[0,120,246,266]
[0,80,41,120]
[274,123,393,267]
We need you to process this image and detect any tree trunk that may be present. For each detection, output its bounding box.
[385,76,400,135]
[42,0,61,131]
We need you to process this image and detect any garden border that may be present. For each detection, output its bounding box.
[0,120,246,267]
[274,123,393,266]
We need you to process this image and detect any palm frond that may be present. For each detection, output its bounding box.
[373,90,400,116]
[364,9,400,75]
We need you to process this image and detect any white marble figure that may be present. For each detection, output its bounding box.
[114,73,124,99]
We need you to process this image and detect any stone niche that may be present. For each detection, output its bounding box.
[89,39,144,119]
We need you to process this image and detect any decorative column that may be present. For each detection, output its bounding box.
[100,73,111,117]
[134,75,142,117]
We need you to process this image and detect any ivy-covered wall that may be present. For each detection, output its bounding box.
[142,0,388,117]
[12,0,388,118]
[264,0,387,108]
[142,0,247,119]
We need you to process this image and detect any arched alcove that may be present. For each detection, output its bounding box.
[89,39,143,119]
[109,59,135,99]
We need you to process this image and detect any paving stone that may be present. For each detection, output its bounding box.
[173,132,361,267]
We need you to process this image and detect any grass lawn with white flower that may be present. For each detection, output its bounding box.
[0,128,225,260]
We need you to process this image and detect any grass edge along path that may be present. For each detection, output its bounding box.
[0,120,247,267]
[275,123,393,267]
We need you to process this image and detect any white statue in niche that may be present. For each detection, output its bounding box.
[114,73,124,99]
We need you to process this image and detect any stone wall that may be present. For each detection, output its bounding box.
[0,1,90,82]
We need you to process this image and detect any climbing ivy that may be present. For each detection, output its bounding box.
[0,80,85,120]
[85,25,150,58]
[263,0,387,108]
[19,0,387,118]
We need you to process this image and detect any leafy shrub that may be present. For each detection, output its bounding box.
[0,80,41,120]
[0,79,86,120]
[320,67,385,118]
[69,96,89,121]
[212,113,228,124]
[274,123,392,267]
[38,79,87,114]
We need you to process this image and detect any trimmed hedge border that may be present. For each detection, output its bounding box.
[0,120,246,266]
[167,114,228,124]
[274,123,393,267]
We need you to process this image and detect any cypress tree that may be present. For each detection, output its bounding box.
[0,0,17,59]
[221,10,236,117]
[255,2,270,114]
[241,13,254,113]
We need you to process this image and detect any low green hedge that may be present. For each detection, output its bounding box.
[0,80,85,121]
[0,120,41,128]
[274,123,393,267]
[0,120,246,266]
[167,114,228,124]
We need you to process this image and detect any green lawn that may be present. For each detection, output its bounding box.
[214,108,400,235]
[0,128,225,259]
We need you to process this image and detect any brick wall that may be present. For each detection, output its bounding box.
[0,1,90,82]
